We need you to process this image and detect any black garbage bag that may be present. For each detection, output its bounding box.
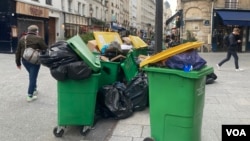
[67,61,92,80]
[97,82,133,119]
[50,61,92,81]
[39,41,80,68]
[206,72,217,84]
[165,49,207,70]
[124,72,149,111]
[50,64,68,81]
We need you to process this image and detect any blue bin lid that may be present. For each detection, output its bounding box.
[67,35,101,72]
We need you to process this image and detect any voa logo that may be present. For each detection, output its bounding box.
[226,129,246,136]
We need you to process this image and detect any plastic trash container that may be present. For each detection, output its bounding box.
[93,32,123,50]
[129,35,148,56]
[121,53,138,82]
[143,66,213,141]
[140,42,203,68]
[66,35,101,72]
[57,73,100,125]
[99,61,121,88]
[53,35,101,137]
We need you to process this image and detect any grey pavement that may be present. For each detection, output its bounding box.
[1,52,250,141]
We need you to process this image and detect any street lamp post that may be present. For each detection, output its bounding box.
[155,0,163,53]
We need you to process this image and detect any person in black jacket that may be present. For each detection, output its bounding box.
[15,25,48,102]
[216,28,243,72]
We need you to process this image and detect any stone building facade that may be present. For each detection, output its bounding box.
[0,0,170,53]
[177,0,250,52]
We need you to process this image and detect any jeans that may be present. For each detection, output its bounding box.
[22,59,41,96]
[218,50,239,69]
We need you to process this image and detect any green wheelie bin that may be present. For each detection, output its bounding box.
[53,35,101,137]
[143,66,213,141]
[99,60,121,88]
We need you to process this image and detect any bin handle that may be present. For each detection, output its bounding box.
[110,55,126,62]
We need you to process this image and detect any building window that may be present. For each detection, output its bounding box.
[68,0,72,12]
[225,0,238,9]
[78,2,81,14]
[46,0,52,5]
[61,0,65,10]
[96,7,98,18]
[82,4,85,16]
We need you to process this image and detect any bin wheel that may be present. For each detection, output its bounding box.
[80,126,91,136]
[53,126,64,137]
[143,137,155,141]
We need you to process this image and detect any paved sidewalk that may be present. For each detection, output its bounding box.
[1,52,250,141]
[108,52,250,141]
[0,54,116,141]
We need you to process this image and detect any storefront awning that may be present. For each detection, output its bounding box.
[216,10,250,26]
[110,22,126,31]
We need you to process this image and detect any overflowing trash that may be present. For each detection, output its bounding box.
[165,49,207,71]
[39,41,92,81]
[43,33,218,138]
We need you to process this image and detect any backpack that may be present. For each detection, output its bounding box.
[223,35,229,46]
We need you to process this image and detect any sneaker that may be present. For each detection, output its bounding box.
[33,90,38,96]
[216,64,221,70]
[235,68,244,72]
[27,95,37,102]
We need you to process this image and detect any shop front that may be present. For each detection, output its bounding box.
[212,9,250,52]
[0,1,17,53]
[0,1,50,53]
[15,2,49,47]
[64,13,88,39]
[110,22,126,32]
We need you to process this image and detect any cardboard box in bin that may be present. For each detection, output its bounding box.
[87,40,99,52]
[122,37,132,45]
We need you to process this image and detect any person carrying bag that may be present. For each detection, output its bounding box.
[15,25,48,102]
[23,35,40,64]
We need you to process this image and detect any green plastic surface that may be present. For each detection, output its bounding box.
[121,53,138,82]
[57,73,100,126]
[67,35,101,72]
[143,66,213,141]
[99,61,121,88]
[132,48,148,56]
[143,66,213,79]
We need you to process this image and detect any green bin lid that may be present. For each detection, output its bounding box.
[143,66,214,79]
[67,35,101,72]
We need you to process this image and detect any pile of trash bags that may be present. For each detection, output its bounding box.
[39,41,92,81]
[96,72,149,120]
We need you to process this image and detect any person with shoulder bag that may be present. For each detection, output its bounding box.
[15,25,48,102]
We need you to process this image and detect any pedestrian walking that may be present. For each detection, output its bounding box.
[15,25,48,102]
[164,35,171,48]
[216,27,243,72]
